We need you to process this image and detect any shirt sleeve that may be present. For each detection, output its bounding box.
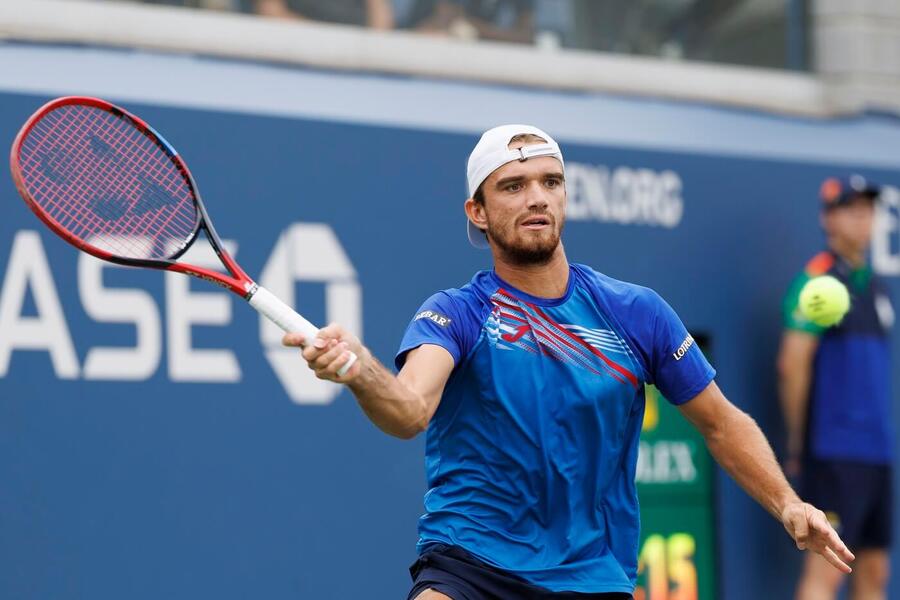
[645,290,716,406]
[394,291,473,371]
[783,272,826,335]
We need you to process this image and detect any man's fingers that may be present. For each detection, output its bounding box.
[282,332,306,347]
[784,503,856,573]
[804,509,854,572]
[791,512,809,550]
[820,546,852,574]
[302,337,337,362]
[837,543,855,564]
[283,332,330,354]
[319,348,354,379]
[286,323,359,381]
[810,517,855,565]
[828,538,855,567]
[317,323,346,340]
[310,341,346,371]
[338,353,361,379]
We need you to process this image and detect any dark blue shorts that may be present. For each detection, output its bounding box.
[801,459,893,550]
[407,544,634,600]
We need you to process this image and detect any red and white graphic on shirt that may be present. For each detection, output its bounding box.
[490,289,639,387]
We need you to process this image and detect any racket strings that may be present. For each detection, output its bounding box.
[18,104,198,260]
[28,112,157,258]
[40,106,197,244]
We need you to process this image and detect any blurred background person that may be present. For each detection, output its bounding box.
[777,176,894,600]
[254,0,394,29]
[405,0,534,44]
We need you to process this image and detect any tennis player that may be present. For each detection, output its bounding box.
[283,125,855,599]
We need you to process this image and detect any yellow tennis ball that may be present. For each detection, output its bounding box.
[799,275,850,327]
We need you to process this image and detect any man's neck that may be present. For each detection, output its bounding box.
[828,240,867,269]
[493,245,570,299]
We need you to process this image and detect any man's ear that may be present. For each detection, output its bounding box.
[465,197,487,232]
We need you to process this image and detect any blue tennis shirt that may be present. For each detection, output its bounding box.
[395,263,715,593]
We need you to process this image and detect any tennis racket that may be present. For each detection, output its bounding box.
[10,96,357,376]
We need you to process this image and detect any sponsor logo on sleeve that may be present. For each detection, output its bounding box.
[415,310,452,328]
[672,334,695,361]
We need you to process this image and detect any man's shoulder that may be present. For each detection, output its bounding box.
[782,252,832,334]
[435,270,495,303]
[571,263,662,310]
[783,251,841,300]
[803,251,835,278]
[784,251,834,300]
[415,271,495,320]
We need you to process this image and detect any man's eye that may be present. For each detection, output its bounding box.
[546,178,560,188]
[506,183,522,192]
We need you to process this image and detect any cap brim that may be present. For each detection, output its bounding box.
[467,220,490,249]
[839,189,880,205]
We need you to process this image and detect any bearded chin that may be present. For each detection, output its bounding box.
[488,222,563,266]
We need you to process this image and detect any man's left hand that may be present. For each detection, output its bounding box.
[781,501,855,573]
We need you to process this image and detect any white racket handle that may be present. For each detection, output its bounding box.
[247,285,358,377]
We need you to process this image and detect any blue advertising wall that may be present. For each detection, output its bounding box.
[1,43,900,599]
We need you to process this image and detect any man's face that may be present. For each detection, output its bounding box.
[466,151,566,265]
[822,196,876,252]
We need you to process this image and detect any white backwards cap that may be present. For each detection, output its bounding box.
[465,124,565,248]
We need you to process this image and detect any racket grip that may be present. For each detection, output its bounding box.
[248,285,358,377]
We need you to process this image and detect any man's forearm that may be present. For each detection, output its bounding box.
[778,367,811,458]
[776,332,817,460]
[705,408,800,518]
[347,349,428,439]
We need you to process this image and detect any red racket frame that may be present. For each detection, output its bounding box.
[10,96,257,298]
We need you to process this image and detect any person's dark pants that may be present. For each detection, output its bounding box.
[802,459,893,550]
[408,544,634,600]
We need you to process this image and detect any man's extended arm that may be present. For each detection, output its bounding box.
[776,330,819,472]
[283,326,452,439]
[678,381,854,573]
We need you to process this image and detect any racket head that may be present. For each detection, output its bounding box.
[10,96,203,267]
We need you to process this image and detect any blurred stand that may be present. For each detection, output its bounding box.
[404,0,534,44]
[17,0,900,116]
[569,0,803,70]
[126,0,395,28]
[252,0,394,29]
[117,0,812,71]
[132,0,244,10]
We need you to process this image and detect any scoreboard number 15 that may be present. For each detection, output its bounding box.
[634,533,698,600]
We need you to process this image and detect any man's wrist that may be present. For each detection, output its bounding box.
[346,346,375,390]
[776,492,803,520]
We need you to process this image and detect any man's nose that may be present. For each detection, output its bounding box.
[525,182,549,209]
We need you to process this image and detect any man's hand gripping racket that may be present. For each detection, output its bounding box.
[9,97,357,378]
